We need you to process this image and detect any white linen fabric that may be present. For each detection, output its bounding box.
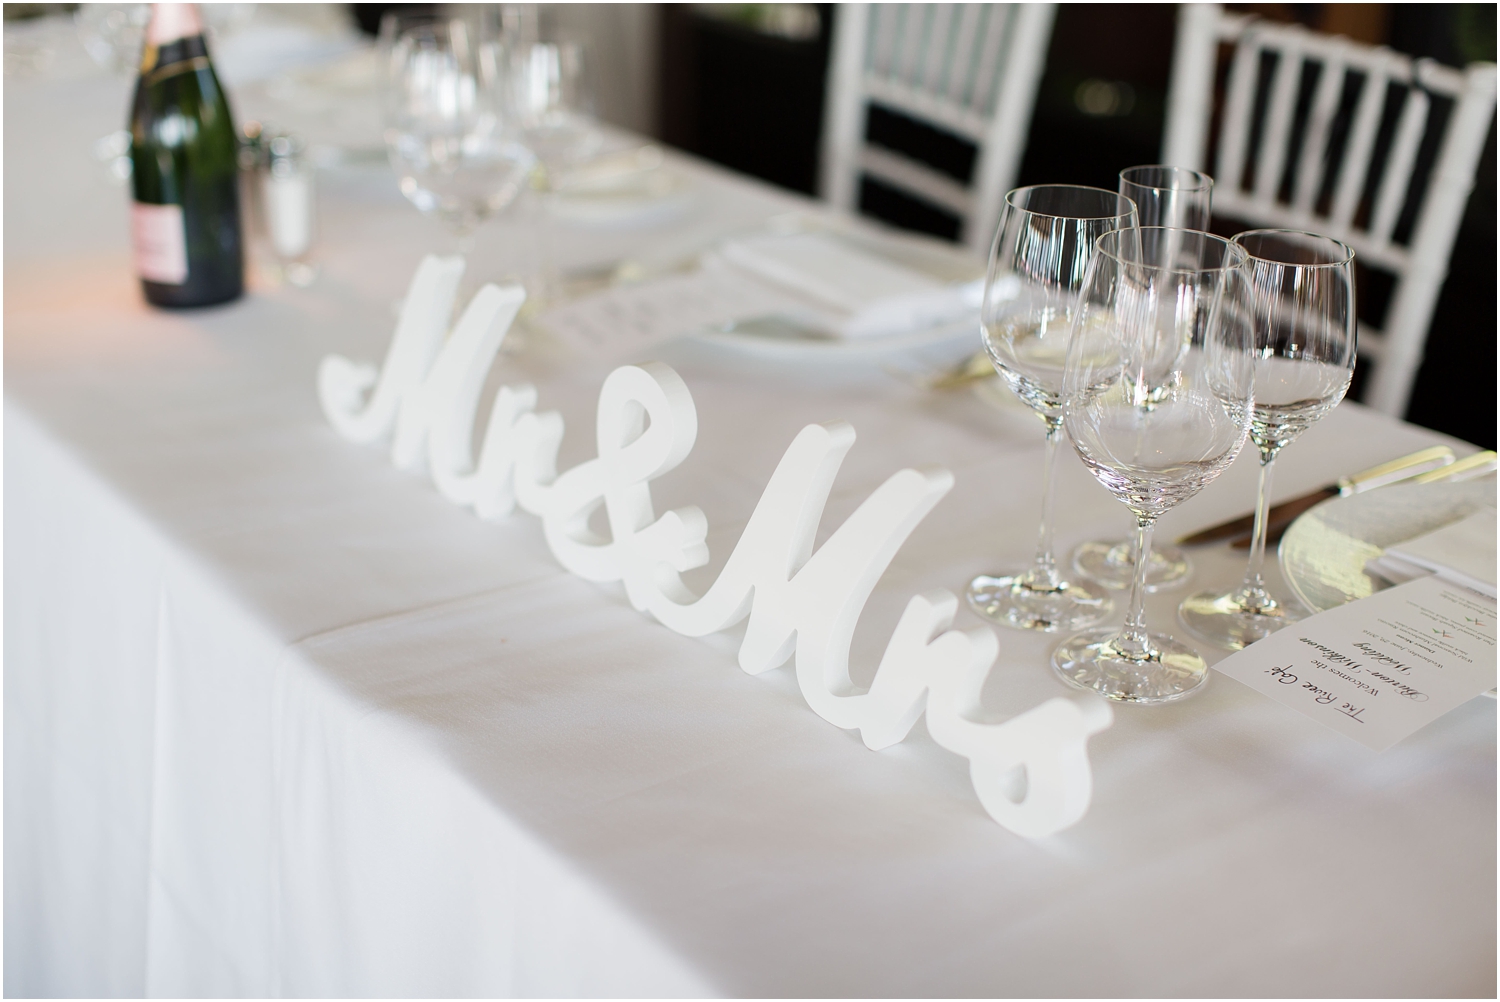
[6,18,1495,998]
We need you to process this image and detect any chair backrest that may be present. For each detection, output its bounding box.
[1162,3,1497,417]
[820,3,1056,253]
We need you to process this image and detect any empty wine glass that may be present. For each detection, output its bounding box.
[75,3,149,75]
[379,12,534,253]
[1179,230,1356,650]
[503,4,601,305]
[967,185,1136,632]
[1054,228,1254,702]
[506,42,600,174]
[75,4,151,182]
[1071,164,1214,594]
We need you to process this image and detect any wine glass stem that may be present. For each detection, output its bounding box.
[530,174,560,305]
[1031,418,1064,589]
[1120,515,1156,654]
[1238,451,1279,609]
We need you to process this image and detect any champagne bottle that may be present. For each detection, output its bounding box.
[129,3,243,308]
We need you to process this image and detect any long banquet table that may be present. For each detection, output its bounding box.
[6,21,1495,998]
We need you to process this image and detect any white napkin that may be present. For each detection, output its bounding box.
[538,256,818,361]
[1368,508,1498,598]
[718,232,981,339]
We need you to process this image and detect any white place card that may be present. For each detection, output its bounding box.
[1213,576,1497,751]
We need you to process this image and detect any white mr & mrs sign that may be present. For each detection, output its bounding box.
[318,256,1112,837]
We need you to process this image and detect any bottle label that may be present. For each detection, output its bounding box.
[131,202,188,285]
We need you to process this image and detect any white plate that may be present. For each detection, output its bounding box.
[549,168,694,230]
[1279,476,1497,613]
[696,312,980,362]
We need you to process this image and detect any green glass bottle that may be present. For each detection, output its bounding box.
[129,3,243,308]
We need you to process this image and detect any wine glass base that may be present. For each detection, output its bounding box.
[1051,626,1210,704]
[966,572,1113,633]
[1177,590,1303,651]
[1071,539,1193,592]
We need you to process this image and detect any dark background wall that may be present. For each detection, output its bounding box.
[659,5,833,195]
[656,3,1497,451]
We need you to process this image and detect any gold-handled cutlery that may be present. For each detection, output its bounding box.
[1178,446,1457,548]
[1411,449,1498,483]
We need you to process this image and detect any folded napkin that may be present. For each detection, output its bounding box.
[719,232,982,339]
[1368,508,1498,598]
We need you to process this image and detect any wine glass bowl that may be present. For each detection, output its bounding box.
[1117,164,1213,231]
[980,185,1137,423]
[1179,229,1356,652]
[76,3,150,75]
[379,14,534,246]
[967,185,1136,633]
[507,40,601,175]
[1052,227,1254,703]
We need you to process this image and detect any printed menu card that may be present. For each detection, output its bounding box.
[1213,576,1497,751]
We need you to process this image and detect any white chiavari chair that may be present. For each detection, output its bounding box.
[819,3,1056,253]
[1163,3,1497,417]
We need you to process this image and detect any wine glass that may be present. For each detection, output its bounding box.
[1053,227,1254,702]
[75,3,154,183]
[1179,230,1357,650]
[966,185,1136,632]
[1071,165,1214,594]
[75,3,149,75]
[501,3,602,177]
[506,45,600,174]
[503,5,602,305]
[378,12,534,253]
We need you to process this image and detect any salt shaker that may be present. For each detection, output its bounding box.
[260,132,318,286]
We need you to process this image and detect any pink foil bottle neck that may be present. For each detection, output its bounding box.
[147,3,204,46]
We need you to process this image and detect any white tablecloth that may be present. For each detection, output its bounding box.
[6,20,1495,997]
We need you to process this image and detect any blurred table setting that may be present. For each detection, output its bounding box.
[5,3,1495,997]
